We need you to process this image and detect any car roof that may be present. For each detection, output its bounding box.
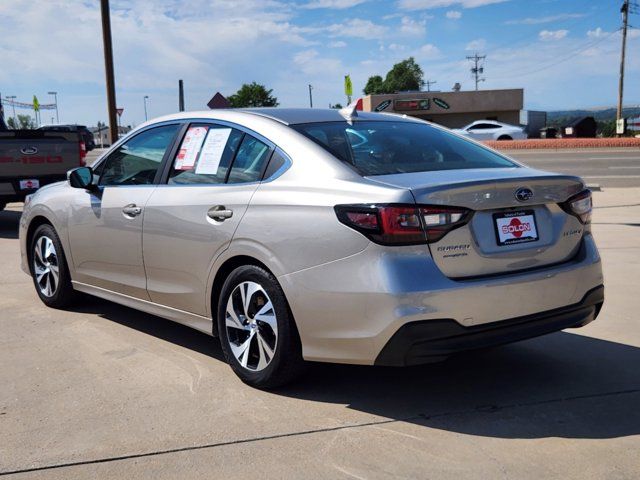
[147,108,421,127]
[468,120,514,128]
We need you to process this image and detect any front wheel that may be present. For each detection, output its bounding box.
[217,265,304,389]
[30,224,77,308]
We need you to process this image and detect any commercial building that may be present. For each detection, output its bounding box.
[361,88,524,129]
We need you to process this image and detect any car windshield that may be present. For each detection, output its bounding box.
[292,121,517,176]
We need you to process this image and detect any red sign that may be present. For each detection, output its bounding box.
[501,217,531,238]
[116,108,124,117]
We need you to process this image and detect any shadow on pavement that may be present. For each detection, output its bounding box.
[73,296,640,440]
[0,209,21,239]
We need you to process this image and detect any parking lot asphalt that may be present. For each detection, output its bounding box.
[1,188,639,479]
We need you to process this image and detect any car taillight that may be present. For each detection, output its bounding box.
[79,141,87,166]
[560,190,592,224]
[335,204,472,245]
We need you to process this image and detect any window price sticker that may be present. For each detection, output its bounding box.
[175,126,208,170]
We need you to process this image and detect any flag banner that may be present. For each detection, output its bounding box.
[344,75,353,97]
[33,95,40,112]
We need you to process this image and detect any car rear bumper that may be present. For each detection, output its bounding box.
[375,284,604,366]
[278,233,603,365]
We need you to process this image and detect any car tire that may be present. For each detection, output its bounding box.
[217,265,304,389]
[497,135,512,141]
[29,224,77,308]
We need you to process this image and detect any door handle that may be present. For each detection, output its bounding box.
[207,205,233,221]
[122,204,142,217]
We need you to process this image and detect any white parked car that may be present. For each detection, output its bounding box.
[453,120,527,141]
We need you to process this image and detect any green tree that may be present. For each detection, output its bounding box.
[363,58,425,94]
[363,75,385,95]
[228,82,279,108]
[383,57,424,93]
[330,103,343,109]
[7,114,37,129]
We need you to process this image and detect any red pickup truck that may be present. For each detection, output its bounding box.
[0,129,87,210]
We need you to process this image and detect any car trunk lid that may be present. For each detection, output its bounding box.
[368,167,587,278]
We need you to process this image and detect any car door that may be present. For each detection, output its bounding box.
[466,122,500,140]
[143,122,274,315]
[66,123,182,299]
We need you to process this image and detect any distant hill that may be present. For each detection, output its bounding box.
[547,107,640,122]
[545,107,640,136]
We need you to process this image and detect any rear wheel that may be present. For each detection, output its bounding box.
[497,135,512,141]
[30,224,76,308]
[217,265,304,389]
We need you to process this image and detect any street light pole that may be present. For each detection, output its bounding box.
[144,95,149,121]
[100,0,119,145]
[47,91,59,123]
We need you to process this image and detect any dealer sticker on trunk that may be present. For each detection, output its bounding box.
[493,210,539,246]
[19,179,40,190]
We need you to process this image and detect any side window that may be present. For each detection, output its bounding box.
[262,148,289,179]
[227,135,272,184]
[99,124,180,186]
[469,123,498,130]
[168,125,243,185]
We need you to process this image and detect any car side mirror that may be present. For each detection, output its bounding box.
[68,166,96,190]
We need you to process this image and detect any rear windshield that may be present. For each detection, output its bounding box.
[292,121,517,176]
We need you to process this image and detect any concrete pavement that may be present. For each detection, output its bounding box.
[1,189,639,479]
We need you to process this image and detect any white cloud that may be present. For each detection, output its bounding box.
[328,40,348,47]
[446,10,462,19]
[539,29,568,41]
[399,16,427,36]
[325,18,388,39]
[465,38,486,50]
[398,0,508,10]
[587,27,605,38]
[388,43,407,51]
[505,13,585,25]
[416,43,441,59]
[301,0,368,9]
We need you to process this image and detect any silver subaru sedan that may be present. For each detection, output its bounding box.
[19,108,604,388]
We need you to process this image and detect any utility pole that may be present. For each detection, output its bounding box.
[308,84,313,108]
[178,79,185,112]
[144,95,149,121]
[616,0,630,136]
[466,53,486,91]
[48,91,59,123]
[100,0,119,145]
[425,80,437,92]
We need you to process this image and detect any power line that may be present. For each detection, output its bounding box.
[492,28,620,80]
[466,53,486,90]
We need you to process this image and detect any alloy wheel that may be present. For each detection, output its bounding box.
[225,281,278,371]
[33,236,59,297]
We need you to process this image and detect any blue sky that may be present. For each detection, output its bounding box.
[1,0,637,127]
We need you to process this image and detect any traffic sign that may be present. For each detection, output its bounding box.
[116,108,124,117]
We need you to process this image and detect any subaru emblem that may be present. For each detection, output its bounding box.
[515,187,534,202]
[20,146,38,155]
